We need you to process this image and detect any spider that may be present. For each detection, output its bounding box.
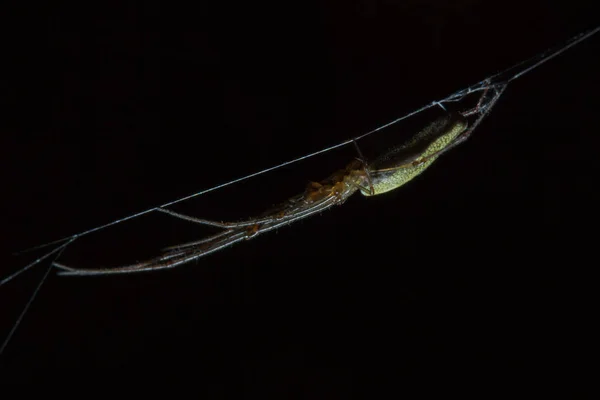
[8,24,598,281]
[53,83,505,276]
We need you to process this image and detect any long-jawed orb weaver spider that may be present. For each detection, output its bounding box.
[53,84,503,276]
[4,25,597,283]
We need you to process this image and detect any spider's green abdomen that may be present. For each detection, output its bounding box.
[362,113,467,196]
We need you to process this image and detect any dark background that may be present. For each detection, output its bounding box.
[1,0,598,389]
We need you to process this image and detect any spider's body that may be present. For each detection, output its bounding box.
[53,111,480,276]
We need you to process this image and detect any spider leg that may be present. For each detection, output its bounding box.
[156,208,282,228]
[158,199,337,260]
[53,186,353,276]
[456,84,507,144]
[162,229,235,251]
[53,229,250,276]
[460,87,490,117]
[352,140,374,195]
[428,83,507,159]
[163,193,342,253]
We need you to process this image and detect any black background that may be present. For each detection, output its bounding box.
[2,0,599,390]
